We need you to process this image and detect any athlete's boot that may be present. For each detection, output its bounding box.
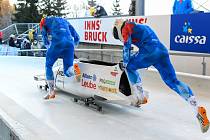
[197,106,209,133]
[44,90,56,100]
[130,83,148,107]
[44,80,56,100]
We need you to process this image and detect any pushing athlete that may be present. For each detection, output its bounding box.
[40,16,80,100]
[173,0,194,14]
[112,19,209,133]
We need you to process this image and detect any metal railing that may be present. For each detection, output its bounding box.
[193,0,210,12]
[0,23,39,43]
[0,48,209,75]
[77,49,210,76]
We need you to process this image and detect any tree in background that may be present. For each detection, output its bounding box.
[128,0,135,16]
[112,0,122,15]
[39,0,56,16]
[0,0,12,29]
[53,0,68,17]
[39,0,68,17]
[13,0,69,23]
[13,0,41,23]
[67,0,86,18]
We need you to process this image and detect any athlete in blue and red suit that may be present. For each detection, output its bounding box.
[173,0,194,14]
[112,19,209,133]
[40,16,80,100]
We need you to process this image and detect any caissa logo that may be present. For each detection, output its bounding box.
[174,21,206,45]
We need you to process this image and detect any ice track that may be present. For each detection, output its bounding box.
[0,56,209,140]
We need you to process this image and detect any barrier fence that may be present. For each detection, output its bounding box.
[0,48,209,76]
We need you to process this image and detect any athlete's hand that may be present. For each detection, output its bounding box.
[74,44,79,48]
[74,41,79,47]
[66,66,75,77]
[119,61,126,71]
[123,62,127,68]
[45,44,50,49]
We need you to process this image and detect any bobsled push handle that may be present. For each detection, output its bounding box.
[119,60,125,71]
[34,75,46,81]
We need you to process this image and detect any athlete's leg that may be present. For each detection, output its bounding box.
[126,46,161,106]
[153,54,209,133]
[127,46,162,83]
[62,40,75,77]
[153,55,194,104]
[46,48,60,80]
[44,42,63,99]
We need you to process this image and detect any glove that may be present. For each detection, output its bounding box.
[74,41,79,47]
[123,62,127,68]
[45,44,50,49]
[66,66,75,77]
[74,44,78,48]
[119,61,126,71]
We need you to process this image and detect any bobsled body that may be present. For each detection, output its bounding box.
[54,59,133,105]
[35,59,138,106]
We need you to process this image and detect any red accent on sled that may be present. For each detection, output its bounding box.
[111,72,118,77]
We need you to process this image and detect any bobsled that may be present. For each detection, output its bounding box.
[34,59,144,111]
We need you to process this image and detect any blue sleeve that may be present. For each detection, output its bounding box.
[41,27,50,46]
[123,36,132,67]
[173,0,177,14]
[69,23,80,46]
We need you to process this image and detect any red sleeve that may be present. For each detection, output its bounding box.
[122,23,134,42]
[40,18,46,30]
[0,32,3,38]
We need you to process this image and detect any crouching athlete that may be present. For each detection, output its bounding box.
[112,19,209,133]
[40,16,80,100]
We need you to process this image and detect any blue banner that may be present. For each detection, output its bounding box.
[170,13,210,53]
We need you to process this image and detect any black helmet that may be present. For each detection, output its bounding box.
[112,19,126,41]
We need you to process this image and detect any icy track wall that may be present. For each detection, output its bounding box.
[68,13,210,76]
[140,69,210,98]
[0,110,20,140]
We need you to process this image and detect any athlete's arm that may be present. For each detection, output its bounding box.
[41,27,50,48]
[173,0,177,14]
[122,23,133,67]
[68,23,80,46]
[40,18,50,47]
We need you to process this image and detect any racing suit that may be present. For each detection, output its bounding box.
[122,21,194,102]
[173,0,194,14]
[40,17,80,82]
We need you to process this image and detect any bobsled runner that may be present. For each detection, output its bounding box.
[34,58,147,111]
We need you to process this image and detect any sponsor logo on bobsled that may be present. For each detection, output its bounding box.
[57,70,64,76]
[81,79,96,89]
[82,73,97,81]
[92,74,97,81]
[57,79,64,83]
[110,67,119,77]
[99,78,116,86]
[114,66,118,72]
[174,21,207,45]
[98,86,117,94]
[111,71,118,77]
